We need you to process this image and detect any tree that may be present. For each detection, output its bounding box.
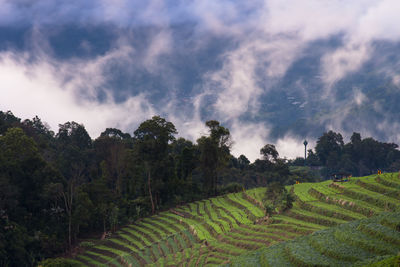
[56,122,91,150]
[94,128,132,195]
[133,116,177,214]
[54,122,93,250]
[100,128,131,140]
[0,111,20,135]
[46,164,85,250]
[263,182,294,216]
[172,138,197,181]
[260,144,279,163]
[85,172,116,235]
[55,122,92,181]
[238,155,250,170]
[306,149,320,166]
[350,132,361,144]
[0,127,62,263]
[0,128,50,223]
[198,120,231,196]
[315,131,344,175]
[198,136,218,195]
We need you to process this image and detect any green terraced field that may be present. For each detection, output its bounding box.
[59,173,400,266]
[226,212,400,267]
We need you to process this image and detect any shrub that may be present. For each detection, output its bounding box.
[263,182,295,216]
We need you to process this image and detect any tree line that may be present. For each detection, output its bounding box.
[1,110,399,266]
[290,130,400,177]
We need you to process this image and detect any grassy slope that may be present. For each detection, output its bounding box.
[66,173,400,267]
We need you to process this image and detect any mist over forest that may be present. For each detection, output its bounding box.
[2,1,400,161]
[1,1,400,266]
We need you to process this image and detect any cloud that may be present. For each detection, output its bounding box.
[275,135,314,160]
[320,0,400,88]
[353,88,367,106]
[2,0,400,161]
[229,120,270,162]
[229,122,315,161]
[0,48,155,137]
[206,35,304,121]
[321,41,371,88]
[143,29,172,72]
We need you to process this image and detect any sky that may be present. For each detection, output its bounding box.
[1,0,400,161]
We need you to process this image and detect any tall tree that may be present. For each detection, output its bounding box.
[198,120,231,196]
[94,128,132,195]
[315,131,344,174]
[133,116,177,214]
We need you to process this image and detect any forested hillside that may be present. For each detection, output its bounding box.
[1,110,400,266]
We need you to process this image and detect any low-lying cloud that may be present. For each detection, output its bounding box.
[0,48,155,137]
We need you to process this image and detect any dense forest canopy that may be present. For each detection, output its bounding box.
[1,110,400,266]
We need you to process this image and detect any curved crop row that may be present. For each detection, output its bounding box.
[329,183,399,211]
[356,179,400,200]
[226,212,400,267]
[308,187,376,216]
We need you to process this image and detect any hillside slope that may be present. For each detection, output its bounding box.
[226,212,400,267]
[67,173,400,266]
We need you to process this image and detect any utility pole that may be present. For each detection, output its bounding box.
[303,140,308,166]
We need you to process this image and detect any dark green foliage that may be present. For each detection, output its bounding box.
[313,131,400,177]
[315,131,344,166]
[198,120,232,196]
[260,144,279,163]
[263,182,295,215]
[0,111,20,134]
[218,182,245,194]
